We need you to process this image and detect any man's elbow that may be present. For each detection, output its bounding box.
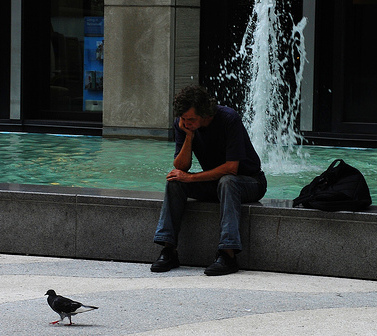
[226,161,239,175]
[174,160,191,172]
[229,168,238,176]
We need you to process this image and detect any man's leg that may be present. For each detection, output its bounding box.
[151,181,187,272]
[217,175,263,251]
[204,174,265,276]
[153,181,189,247]
[151,180,218,272]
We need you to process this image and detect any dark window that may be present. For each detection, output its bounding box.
[344,1,377,123]
[0,1,11,119]
[314,0,377,138]
[22,0,103,126]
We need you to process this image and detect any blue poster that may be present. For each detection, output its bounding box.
[83,17,104,111]
[84,17,104,37]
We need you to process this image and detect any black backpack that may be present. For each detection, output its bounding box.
[293,159,372,212]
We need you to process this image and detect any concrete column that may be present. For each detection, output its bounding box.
[300,0,316,131]
[10,0,22,120]
[103,0,200,139]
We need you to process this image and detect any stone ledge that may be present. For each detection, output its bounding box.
[0,183,376,280]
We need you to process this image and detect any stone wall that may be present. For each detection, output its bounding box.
[1,183,377,280]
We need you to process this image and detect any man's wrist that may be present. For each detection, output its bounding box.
[185,133,194,141]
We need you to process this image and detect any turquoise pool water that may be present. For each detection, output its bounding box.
[0,132,375,204]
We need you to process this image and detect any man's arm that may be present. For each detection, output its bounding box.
[173,118,194,172]
[167,161,239,183]
[173,133,193,172]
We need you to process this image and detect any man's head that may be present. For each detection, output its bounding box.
[173,85,217,118]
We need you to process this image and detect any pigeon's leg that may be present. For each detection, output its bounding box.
[50,320,60,325]
[64,316,73,326]
[50,315,63,325]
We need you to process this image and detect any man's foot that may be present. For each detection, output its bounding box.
[150,247,180,272]
[204,250,239,276]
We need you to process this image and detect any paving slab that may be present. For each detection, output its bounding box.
[1,254,377,335]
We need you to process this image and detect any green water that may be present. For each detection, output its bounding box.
[0,132,375,204]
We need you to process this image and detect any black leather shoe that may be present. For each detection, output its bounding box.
[204,250,239,276]
[150,247,180,272]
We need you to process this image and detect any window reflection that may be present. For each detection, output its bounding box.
[49,0,103,113]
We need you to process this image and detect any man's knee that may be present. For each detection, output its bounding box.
[166,180,184,193]
[218,175,238,185]
[166,180,193,199]
[217,175,238,193]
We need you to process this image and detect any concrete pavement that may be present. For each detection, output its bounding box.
[1,253,377,335]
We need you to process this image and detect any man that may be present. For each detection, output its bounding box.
[151,85,267,276]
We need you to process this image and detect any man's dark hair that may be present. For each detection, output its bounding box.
[173,85,218,117]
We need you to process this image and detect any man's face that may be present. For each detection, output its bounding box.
[180,107,203,131]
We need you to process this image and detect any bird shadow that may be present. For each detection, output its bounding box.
[50,323,103,328]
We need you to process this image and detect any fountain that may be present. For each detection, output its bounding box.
[213,0,308,174]
[0,1,375,204]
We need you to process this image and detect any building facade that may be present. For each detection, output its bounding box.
[1,0,377,147]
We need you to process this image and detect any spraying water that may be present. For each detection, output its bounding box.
[214,0,308,174]
[241,0,308,173]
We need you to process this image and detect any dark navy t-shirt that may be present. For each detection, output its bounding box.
[174,105,261,176]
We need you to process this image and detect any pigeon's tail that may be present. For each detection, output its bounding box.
[76,305,99,313]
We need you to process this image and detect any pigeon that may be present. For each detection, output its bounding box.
[45,289,98,325]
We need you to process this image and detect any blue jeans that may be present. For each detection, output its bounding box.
[153,172,267,252]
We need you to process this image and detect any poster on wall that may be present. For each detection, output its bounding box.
[83,17,104,112]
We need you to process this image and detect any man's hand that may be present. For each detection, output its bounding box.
[168,161,239,184]
[179,118,195,138]
[166,169,192,182]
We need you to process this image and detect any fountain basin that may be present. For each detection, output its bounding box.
[0,132,375,204]
[1,132,376,279]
